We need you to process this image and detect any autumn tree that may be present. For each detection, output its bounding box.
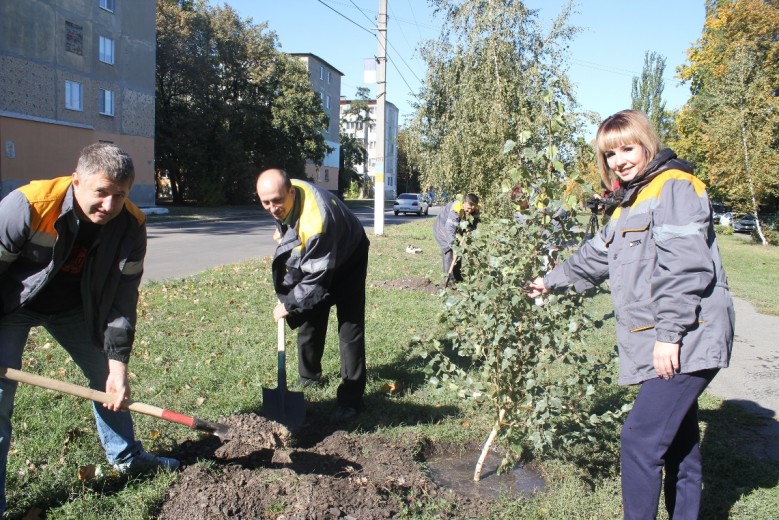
[676,0,779,239]
[155,1,329,204]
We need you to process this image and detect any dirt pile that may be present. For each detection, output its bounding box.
[159,413,492,519]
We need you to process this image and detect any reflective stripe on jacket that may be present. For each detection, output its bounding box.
[544,152,734,385]
[0,177,147,363]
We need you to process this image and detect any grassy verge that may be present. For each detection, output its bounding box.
[717,233,779,315]
[5,220,778,519]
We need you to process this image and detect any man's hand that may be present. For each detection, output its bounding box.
[653,341,680,379]
[104,359,130,411]
[273,302,289,321]
[526,277,549,299]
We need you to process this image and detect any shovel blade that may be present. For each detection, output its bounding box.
[262,387,306,433]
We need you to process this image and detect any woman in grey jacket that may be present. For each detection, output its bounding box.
[528,110,734,520]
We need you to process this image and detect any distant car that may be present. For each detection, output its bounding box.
[719,212,733,227]
[393,193,429,216]
[711,203,730,224]
[731,213,756,233]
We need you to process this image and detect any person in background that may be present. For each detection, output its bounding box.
[256,168,369,422]
[433,193,480,283]
[527,109,734,520]
[0,143,179,513]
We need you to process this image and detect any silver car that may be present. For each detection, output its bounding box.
[393,193,429,216]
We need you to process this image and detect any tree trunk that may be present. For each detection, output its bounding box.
[474,408,506,482]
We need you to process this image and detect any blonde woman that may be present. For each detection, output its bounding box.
[528,110,734,520]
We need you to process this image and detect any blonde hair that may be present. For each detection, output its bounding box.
[595,110,662,188]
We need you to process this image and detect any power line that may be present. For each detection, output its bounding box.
[315,0,374,36]
[317,0,420,95]
[348,0,376,27]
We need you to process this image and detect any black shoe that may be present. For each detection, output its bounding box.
[297,376,322,389]
[335,405,358,422]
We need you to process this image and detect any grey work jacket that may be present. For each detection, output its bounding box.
[0,177,146,363]
[544,151,734,385]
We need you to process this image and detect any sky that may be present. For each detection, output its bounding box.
[222,0,706,133]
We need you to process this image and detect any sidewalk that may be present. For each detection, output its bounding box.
[706,296,779,460]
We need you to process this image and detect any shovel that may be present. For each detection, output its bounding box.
[0,366,231,440]
[262,317,306,433]
[444,254,458,289]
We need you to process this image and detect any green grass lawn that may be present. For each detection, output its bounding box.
[5,220,778,519]
[717,233,779,315]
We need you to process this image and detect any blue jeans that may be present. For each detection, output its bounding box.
[0,307,143,513]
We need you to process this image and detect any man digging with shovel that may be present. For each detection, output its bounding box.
[0,144,179,514]
[257,168,369,423]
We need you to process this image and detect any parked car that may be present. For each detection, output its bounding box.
[393,193,429,216]
[711,203,730,224]
[719,212,734,227]
[731,213,757,233]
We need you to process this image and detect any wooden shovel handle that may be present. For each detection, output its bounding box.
[0,366,196,428]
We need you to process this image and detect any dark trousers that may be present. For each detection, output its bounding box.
[621,369,718,520]
[297,237,368,409]
[441,248,461,281]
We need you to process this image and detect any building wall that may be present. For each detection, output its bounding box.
[340,99,399,200]
[292,53,342,193]
[0,0,156,205]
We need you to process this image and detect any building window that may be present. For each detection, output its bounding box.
[327,70,331,84]
[319,66,324,80]
[65,21,83,55]
[99,0,115,13]
[65,81,83,111]
[324,169,330,182]
[99,36,115,64]
[325,95,331,110]
[99,89,114,116]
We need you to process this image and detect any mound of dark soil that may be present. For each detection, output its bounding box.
[159,413,491,519]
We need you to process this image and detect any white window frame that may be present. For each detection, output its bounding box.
[325,95,331,110]
[65,80,83,111]
[319,66,324,80]
[99,0,115,13]
[99,88,114,116]
[99,36,115,64]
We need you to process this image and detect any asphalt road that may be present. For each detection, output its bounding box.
[142,205,439,283]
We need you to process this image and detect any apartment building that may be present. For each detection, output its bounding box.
[340,98,399,200]
[290,53,342,194]
[0,0,156,206]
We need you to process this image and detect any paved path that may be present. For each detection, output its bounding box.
[707,296,779,460]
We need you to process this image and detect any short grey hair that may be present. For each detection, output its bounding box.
[76,143,135,183]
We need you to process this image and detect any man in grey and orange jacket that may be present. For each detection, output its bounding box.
[0,143,178,514]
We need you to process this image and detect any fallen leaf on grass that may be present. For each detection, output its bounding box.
[77,464,97,481]
[149,429,160,440]
[381,382,401,395]
[196,397,206,406]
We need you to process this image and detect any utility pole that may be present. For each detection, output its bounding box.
[373,0,387,235]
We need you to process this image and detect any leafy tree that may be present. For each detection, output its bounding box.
[411,0,591,208]
[676,0,779,241]
[338,133,366,196]
[702,47,779,244]
[631,51,671,140]
[396,128,422,193]
[155,1,329,204]
[416,97,623,480]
